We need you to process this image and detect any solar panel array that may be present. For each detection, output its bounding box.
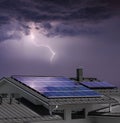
[81,81,116,89]
[12,76,101,98]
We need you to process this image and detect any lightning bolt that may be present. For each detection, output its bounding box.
[29,30,56,62]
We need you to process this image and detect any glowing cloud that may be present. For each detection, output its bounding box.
[29,24,56,62]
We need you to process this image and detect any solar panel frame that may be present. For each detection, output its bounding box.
[11,76,102,99]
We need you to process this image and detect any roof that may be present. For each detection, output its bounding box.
[88,104,120,117]
[95,88,120,96]
[0,98,62,123]
[48,96,117,105]
[3,77,117,106]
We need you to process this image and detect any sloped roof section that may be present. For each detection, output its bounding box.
[0,98,62,123]
[11,76,101,98]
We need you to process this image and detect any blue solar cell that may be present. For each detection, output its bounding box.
[44,86,89,92]
[42,90,100,98]
[81,81,116,89]
[12,76,101,98]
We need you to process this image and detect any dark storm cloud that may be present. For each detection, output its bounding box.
[26,0,119,22]
[0,0,120,40]
[0,16,10,25]
[41,22,99,37]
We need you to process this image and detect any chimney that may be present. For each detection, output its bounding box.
[76,68,83,82]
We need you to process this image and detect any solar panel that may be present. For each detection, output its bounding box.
[12,76,101,98]
[80,81,116,89]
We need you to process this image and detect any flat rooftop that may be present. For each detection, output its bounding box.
[89,104,120,117]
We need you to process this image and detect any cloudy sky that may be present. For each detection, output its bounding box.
[0,0,120,86]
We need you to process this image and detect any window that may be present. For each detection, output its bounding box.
[53,110,64,119]
[71,108,85,119]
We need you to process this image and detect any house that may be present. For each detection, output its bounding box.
[0,68,120,123]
